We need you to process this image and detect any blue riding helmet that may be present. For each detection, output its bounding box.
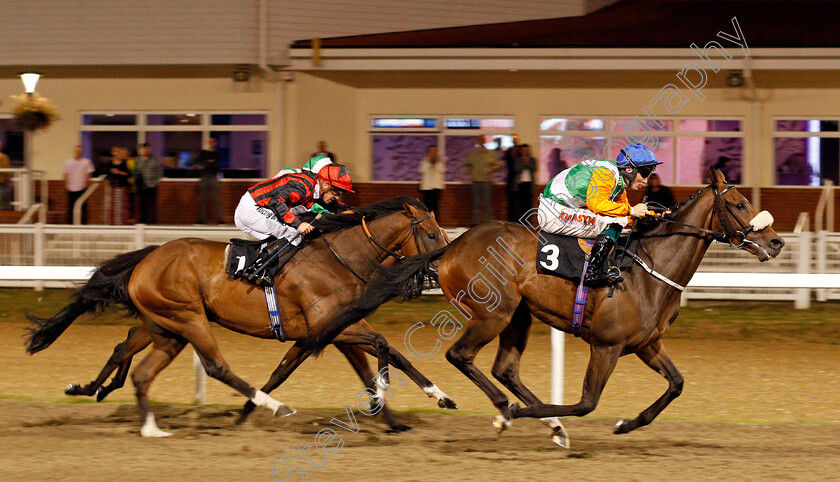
[616,144,662,169]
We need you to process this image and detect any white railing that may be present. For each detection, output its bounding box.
[0,168,48,215]
[1,224,839,307]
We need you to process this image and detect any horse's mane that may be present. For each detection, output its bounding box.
[309,196,428,235]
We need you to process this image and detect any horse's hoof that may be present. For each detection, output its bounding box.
[493,414,512,433]
[540,417,570,449]
[388,423,413,433]
[438,397,458,410]
[613,418,632,434]
[95,387,108,402]
[274,404,297,418]
[65,384,81,396]
[141,426,173,438]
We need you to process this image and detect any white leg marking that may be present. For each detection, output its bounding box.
[373,375,388,407]
[140,413,172,438]
[422,384,448,401]
[252,390,295,416]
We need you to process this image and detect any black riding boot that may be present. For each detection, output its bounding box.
[241,239,285,286]
[583,234,620,287]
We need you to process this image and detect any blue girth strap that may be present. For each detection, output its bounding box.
[572,239,595,337]
[263,285,286,342]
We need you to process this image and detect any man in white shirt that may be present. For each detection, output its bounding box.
[63,145,95,224]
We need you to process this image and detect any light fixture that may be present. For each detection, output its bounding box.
[19,72,41,94]
[726,71,744,88]
[233,65,250,82]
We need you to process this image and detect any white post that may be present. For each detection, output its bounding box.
[33,222,44,292]
[135,223,145,250]
[795,231,812,309]
[550,328,564,405]
[193,350,206,404]
[817,230,828,302]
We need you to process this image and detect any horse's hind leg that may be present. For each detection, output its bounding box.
[614,340,683,435]
[131,334,186,437]
[445,317,516,431]
[65,325,151,400]
[491,303,568,447]
[336,343,411,432]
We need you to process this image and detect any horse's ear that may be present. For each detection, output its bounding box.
[403,201,420,217]
[709,167,727,188]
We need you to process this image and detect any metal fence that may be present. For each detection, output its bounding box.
[0,224,837,306]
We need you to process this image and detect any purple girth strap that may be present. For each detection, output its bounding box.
[572,239,595,337]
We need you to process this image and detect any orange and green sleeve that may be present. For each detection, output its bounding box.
[585,167,631,217]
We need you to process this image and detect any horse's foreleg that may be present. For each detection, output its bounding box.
[237,342,309,425]
[65,325,151,399]
[491,308,568,448]
[512,343,622,419]
[614,340,683,435]
[336,343,411,432]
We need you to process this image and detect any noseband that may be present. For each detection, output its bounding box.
[362,213,434,261]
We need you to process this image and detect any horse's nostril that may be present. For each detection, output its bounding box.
[770,238,785,249]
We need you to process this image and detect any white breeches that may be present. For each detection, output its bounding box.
[233,193,303,245]
[537,194,628,238]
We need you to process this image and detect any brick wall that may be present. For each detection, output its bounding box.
[41,180,837,232]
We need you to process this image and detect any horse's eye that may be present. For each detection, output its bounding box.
[736,203,745,210]
[428,233,436,239]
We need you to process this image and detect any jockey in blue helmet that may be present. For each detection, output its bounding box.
[538,143,661,286]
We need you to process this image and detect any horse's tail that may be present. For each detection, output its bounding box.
[302,246,448,356]
[25,245,159,355]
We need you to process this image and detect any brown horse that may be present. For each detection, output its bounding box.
[26,197,452,437]
[302,170,785,448]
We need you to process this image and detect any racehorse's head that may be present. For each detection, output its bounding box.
[397,201,449,257]
[709,168,784,261]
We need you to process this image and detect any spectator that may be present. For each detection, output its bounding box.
[134,142,163,224]
[515,143,538,222]
[107,146,132,225]
[548,147,568,178]
[311,140,337,162]
[196,137,224,224]
[63,145,95,224]
[0,141,10,210]
[464,135,502,225]
[504,137,522,222]
[644,173,675,213]
[419,145,445,216]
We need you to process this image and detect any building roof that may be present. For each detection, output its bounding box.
[291,1,840,49]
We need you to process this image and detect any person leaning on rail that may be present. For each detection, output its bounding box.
[537,143,661,287]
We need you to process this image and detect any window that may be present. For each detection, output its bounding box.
[773,120,840,186]
[539,116,743,185]
[369,116,514,182]
[80,112,270,177]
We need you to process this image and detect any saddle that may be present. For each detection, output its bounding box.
[225,237,300,281]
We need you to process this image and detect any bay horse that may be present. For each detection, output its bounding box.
[26,197,452,437]
[301,169,785,447]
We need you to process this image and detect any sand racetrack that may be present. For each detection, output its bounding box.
[1,319,839,480]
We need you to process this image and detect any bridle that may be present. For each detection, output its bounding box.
[361,213,434,261]
[621,184,774,291]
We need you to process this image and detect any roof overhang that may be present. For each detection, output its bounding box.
[286,47,840,71]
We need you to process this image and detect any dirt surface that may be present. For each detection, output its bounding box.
[2,320,840,480]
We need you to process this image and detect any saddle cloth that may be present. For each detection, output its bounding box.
[536,231,636,282]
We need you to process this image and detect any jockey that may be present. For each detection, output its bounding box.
[537,143,661,287]
[234,163,354,285]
